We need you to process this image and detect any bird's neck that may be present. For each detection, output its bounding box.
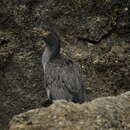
[42,36,60,71]
[42,47,51,71]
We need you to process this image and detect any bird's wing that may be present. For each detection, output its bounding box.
[61,63,82,93]
[45,61,85,102]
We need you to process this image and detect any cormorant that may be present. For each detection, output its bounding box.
[33,26,86,103]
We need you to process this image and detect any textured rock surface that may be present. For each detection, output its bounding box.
[9,91,130,130]
[0,0,130,129]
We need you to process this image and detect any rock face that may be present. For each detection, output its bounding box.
[9,91,130,130]
[0,0,130,129]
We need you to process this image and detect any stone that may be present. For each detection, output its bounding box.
[9,91,130,130]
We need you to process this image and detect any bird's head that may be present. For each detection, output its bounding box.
[33,26,52,38]
[33,25,60,46]
[33,25,60,56]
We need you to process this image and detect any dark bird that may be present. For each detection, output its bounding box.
[33,26,86,103]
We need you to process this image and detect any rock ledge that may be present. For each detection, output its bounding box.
[9,91,130,130]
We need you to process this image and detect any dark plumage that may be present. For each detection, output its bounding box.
[33,26,86,103]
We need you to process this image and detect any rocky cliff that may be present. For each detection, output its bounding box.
[0,0,130,129]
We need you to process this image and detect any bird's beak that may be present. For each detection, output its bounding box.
[33,27,49,36]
